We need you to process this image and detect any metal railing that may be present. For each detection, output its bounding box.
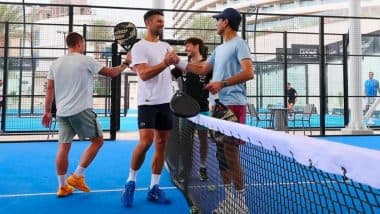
[0,2,380,139]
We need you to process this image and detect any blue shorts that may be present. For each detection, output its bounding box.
[138,103,173,130]
[57,109,103,143]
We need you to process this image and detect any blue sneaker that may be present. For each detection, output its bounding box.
[121,181,135,207]
[147,184,171,204]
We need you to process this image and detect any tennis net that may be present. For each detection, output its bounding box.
[166,114,380,214]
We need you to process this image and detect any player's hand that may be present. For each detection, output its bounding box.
[205,81,224,94]
[124,51,132,66]
[42,112,52,128]
[164,50,179,65]
[169,51,180,64]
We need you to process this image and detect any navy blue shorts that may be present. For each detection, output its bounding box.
[138,103,173,130]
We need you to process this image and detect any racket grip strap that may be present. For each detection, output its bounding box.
[176,60,188,72]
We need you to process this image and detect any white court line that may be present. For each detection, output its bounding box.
[0,186,177,198]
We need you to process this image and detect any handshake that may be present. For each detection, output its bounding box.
[163,50,188,72]
[163,50,180,66]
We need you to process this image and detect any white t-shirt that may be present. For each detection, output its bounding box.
[131,39,173,106]
[47,53,103,117]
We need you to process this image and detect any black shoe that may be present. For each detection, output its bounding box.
[199,167,208,181]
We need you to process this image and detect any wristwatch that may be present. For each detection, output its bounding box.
[222,80,228,88]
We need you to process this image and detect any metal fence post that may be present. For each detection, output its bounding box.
[319,17,326,135]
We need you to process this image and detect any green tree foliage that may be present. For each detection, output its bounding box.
[0,5,23,36]
[0,5,22,22]
[88,19,112,41]
[178,15,220,52]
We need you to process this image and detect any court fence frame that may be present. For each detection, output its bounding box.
[0,2,380,140]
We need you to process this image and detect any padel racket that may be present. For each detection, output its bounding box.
[210,99,238,143]
[170,91,200,118]
[170,80,200,117]
[114,22,137,52]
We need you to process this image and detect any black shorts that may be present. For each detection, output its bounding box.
[138,103,173,130]
[288,99,296,105]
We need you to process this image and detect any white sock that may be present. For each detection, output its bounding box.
[57,174,67,187]
[200,163,206,169]
[224,183,234,200]
[127,169,137,182]
[150,174,160,188]
[236,189,247,208]
[74,166,86,177]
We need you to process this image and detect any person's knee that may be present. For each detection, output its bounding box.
[155,139,167,151]
[57,144,71,158]
[91,136,104,149]
[136,140,153,154]
[155,133,169,147]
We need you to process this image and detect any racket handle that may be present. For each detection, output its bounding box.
[214,93,219,100]
[173,80,180,91]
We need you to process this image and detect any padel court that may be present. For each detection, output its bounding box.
[1,134,379,213]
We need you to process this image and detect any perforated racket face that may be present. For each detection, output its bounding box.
[211,101,238,143]
[170,93,200,118]
[114,22,137,51]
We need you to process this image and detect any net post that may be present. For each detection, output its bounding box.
[110,42,121,140]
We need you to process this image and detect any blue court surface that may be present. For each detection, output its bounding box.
[4,108,380,132]
[0,140,189,213]
[0,133,379,213]
[321,135,380,151]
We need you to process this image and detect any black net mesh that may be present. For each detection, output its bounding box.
[166,114,380,214]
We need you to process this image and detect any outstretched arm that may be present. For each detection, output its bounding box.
[42,79,55,128]
[176,60,213,75]
[99,52,132,77]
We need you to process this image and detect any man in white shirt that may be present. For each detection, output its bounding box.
[42,32,130,197]
[121,9,177,207]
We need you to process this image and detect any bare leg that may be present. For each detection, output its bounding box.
[78,136,104,168]
[218,142,232,185]
[224,144,244,190]
[56,143,72,175]
[152,130,170,174]
[198,130,208,166]
[130,129,154,171]
[288,103,294,112]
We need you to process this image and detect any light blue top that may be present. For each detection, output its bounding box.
[365,79,379,96]
[47,53,103,117]
[207,36,251,105]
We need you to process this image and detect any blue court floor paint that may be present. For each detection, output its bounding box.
[0,140,189,213]
[319,135,380,151]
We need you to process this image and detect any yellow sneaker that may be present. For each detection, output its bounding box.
[57,185,74,197]
[67,174,90,192]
